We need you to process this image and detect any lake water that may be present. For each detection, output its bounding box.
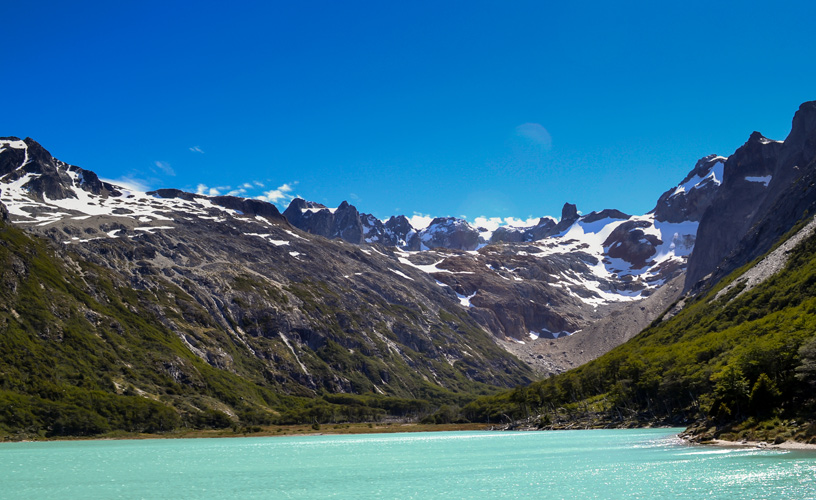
[2,428,815,499]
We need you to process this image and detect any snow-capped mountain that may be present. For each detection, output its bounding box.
[0,132,716,369]
[279,158,725,340]
[2,100,815,379]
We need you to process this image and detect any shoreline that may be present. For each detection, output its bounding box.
[8,422,816,450]
[678,432,816,451]
[702,438,816,451]
[2,422,493,443]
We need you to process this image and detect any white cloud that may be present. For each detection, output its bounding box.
[473,216,541,230]
[253,181,265,187]
[196,183,221,196]
[256,182,296,205]
[189,146,204,154]
[241,182,254,189]
[153,160,175,176]
[516,123,552,150]
[409,213,434,230]
[503,216,540,227]
[227,188,247,196]
[473,217,503,231]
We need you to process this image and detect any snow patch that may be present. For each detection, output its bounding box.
[457,291,477,308]
[670,160,725,198]
[745,175,772,187]
[389,269,414,281]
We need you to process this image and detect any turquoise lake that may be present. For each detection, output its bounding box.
[2,428,815,499]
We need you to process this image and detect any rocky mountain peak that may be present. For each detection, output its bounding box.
[561,202,579,221]
[421,217,480,250]
[652,154,724,223]
[782,100,816,163]
[582,209,630,224]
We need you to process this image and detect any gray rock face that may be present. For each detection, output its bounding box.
[686,101,816,292]
[603,220,661,270]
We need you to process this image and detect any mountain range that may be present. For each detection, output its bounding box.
[1,100,815,438]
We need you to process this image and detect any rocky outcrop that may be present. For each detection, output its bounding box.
[552,203,581,234]
[603,220,661,270]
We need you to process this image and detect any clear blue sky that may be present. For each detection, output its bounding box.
[3,1,815,223]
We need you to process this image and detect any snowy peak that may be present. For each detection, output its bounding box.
[420,217,481,251]
[0,137,122,203]
[653,154,725,223]
[0,141,287,236]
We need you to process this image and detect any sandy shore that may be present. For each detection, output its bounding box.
[699,438,816,451]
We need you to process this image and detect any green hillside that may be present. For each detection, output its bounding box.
[0,218,488,439]
[464,219,816,443]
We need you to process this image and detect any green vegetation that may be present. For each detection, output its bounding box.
[0,220,506,440]
[465,221,816,442]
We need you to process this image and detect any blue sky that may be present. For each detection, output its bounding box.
[4,1,815,225]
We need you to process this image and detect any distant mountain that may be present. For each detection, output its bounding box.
[279,166,714,349]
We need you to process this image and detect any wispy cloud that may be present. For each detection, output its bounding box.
[103,176,153,192]
[241,182,254,189]
[515,123,552,150]
[189,146,204,154]
[153,160,175,176]
[227,188,247,196]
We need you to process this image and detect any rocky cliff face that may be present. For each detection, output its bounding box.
[685,101,816,291]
